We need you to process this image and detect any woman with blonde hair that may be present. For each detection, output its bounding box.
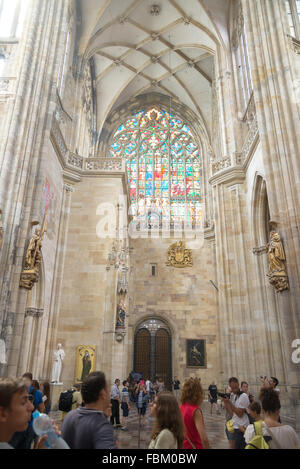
[180,378,211,449]
[149,392,184,449]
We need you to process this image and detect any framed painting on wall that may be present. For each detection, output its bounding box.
[186,339,206,368]
[75,345,96,383]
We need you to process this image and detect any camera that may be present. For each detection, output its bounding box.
[217,392,231,399]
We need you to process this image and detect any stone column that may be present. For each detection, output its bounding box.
[102,259,118,386]
[42,182,75,379]
[242,0,300,420]
[0,0,69,377]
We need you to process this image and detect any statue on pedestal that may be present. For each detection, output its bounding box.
[51,343,65,384]
[266,231,289,292]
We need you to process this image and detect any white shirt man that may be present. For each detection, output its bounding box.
[222,378,250,449]
[145,379,151,394]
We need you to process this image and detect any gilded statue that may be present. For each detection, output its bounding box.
[25,228,42,270]
[266,230,289,292]
[20,211,47,290]
[166,240,192,268]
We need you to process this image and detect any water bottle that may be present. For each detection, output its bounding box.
[33,413,70,449]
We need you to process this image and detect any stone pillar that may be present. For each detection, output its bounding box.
[42,181,75,379]
[242,0,300,414]
[0,0,69,377]
[102,260,118,386]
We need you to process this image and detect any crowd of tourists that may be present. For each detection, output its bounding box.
[0,371,299,449]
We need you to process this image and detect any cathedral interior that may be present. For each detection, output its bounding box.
[0,0,300,429]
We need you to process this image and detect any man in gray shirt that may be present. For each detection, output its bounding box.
[61,371,116,449]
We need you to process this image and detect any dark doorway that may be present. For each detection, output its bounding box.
[134,318,172,390]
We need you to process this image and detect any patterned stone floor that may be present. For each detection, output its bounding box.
[49,400,230,449]
[113,400,229,449]
[49,399,299,449]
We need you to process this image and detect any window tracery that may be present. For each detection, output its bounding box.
[109,107,202,227]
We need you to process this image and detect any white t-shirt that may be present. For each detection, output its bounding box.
[244,422,299,449]
[230,392,250,429]
[146,380,151,392]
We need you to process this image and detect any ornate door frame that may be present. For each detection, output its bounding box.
[134,318,172,390]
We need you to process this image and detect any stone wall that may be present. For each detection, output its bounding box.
[55,175,125,388]
[125,236,219,390]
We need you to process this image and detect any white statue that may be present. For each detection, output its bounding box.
[51,343,65,384]
[0,339,6,364]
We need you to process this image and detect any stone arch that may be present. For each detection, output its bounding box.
[100,92,214,225]
[133,316,173,389]
[251,172,270,247]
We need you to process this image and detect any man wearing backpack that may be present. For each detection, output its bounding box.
[221,377,250,449]
[60,383,82,422]
[61,371,117,449]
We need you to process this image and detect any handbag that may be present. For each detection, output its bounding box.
[226,419,235,433]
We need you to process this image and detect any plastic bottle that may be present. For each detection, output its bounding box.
[33,413,70,449]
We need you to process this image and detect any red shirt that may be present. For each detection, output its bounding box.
[180,403,204,449]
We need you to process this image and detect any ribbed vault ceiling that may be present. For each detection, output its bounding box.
[78,0,230,138]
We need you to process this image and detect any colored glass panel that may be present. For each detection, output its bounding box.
[108,107,202,225]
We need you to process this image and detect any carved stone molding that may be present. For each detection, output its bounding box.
[25,308,44,318]
[63,183,74,193]
[212,157,231,174]
[51,116,126,176]
[115,329,126,342]
[209,167,245,186]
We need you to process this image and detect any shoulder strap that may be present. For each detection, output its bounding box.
[254,421,263,436]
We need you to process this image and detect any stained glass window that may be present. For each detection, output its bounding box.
[109,107,202,227]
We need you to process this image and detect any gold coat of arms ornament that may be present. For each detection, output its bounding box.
[166,240,192,268]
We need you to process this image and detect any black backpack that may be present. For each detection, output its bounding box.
[58,389,75,412]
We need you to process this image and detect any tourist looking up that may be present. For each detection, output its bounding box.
[180,377,211,449]
[110,378,121,427]
[221,377,250,449]
[61,371,117,449]
[244,388,299,449]
[149,392,184,449]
